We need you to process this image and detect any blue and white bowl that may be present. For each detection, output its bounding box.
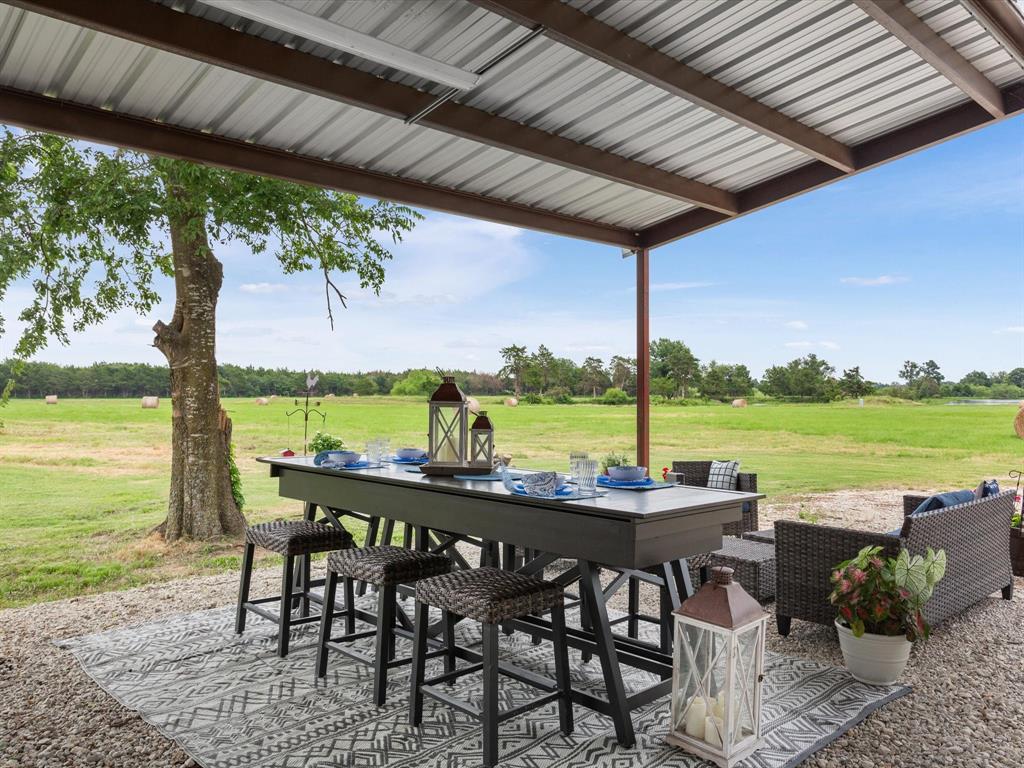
[396,447,427,460]
[607,465,647,481]
[330,450,362,466]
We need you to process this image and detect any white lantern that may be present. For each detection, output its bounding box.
[427,376,468,468]
[668,567,768,768]
[469,411,494,469]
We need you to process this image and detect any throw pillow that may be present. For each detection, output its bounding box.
[707,459,740,490]
[912,489,977,516]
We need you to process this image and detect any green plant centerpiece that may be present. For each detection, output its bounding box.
[309,431,345,454]
[600,452,630,475]
[829,545,946,685]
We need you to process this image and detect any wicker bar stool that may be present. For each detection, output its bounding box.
[316,546,452,706]
[236,520,355,657]
[409,567,573,768]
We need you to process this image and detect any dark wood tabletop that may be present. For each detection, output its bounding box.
[257,456,764,569]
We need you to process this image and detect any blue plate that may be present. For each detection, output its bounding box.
[390,456,428,465]
[511,483,575,498]
[597,475,654,488]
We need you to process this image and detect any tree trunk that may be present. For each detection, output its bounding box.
[153,188,246,541]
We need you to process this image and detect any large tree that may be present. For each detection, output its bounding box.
[0,130,418,540]
[498,344,528,396]
[650,337,701,397]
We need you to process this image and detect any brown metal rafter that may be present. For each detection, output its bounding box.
[959,0,1024,70]
[0,86,639,247]
[638,82,1024,247]
[470,0,857,173]
[7,0,737,215]
[853,0,1006,117]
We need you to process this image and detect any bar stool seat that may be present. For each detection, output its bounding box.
[236,519,355,658]
[316,546,453,706]
[245,519,353,555]
[415,566,563,624]
[410,567,572,768]
[328,545,451,586]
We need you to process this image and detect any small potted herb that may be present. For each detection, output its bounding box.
[600,452,630,476]
[309,431,345,454]
[829,545,945,685]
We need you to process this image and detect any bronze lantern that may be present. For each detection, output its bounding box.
[668,566,768,767]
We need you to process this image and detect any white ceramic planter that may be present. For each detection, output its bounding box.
[834,620,911,686]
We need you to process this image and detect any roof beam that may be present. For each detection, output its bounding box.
[639,82,1024,248]
[852,0,1005,117]
[959,0,1024,70]
[7,0,737,215]
[469,0,857,173]
[0,86,639,247]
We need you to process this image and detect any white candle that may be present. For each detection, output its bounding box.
[683,695,706,740]
[705,715,724,749]
[712,691,725,720]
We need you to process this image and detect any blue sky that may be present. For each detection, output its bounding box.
[3,116,1022,382]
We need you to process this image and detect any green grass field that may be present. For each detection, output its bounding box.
[1,395,1020,608]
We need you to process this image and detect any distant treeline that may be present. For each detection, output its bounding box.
[0,360,504,399]
[3,350,1022,403]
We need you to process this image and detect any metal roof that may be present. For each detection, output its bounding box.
[0,0,1022,247]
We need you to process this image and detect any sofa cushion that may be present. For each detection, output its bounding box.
[910,489,977,516]
[707,460,740,490]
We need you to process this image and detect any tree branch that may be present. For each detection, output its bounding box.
[322,265,347,331]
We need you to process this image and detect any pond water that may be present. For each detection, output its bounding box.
[946,399,1022,406]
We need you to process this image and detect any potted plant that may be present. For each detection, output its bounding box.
[829,545,946,685]
[600,452,630,475]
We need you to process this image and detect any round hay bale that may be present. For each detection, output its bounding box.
[141,396,159,409]
[255,397,269,406]
[269,394,277,400]
[1015,405,1024,440]
[504,397,518,408]
[731,398,748,408]
[467,396,481,414]
[324,393,335,399]
[44,395,57,405]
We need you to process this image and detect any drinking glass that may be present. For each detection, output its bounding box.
[376,437,391,463]
[366,439,382,465]
[576,459,598,495]
[569,450,589,482]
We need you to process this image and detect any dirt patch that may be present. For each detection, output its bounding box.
[762,488,932,532]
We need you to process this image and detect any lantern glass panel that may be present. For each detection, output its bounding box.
[673,621,731,750]
[431,405,464,463]
[729,622,763,745]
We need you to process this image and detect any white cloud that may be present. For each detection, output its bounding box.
[649,281,715,292]
[840,275,909,287]
[784,320,808,330]
[784,340,840,350]
[240,282,288,294]
[995,326,1024,334]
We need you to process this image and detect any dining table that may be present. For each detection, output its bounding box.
[257,455,763,747]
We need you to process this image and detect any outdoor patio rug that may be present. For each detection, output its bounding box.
[56,599,909,768]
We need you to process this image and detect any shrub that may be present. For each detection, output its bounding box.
[520,392,546,404]
[602,387,631,405]
[546,387,574,404]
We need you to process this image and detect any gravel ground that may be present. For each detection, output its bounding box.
[2,491,1022,768]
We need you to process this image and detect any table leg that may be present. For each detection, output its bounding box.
[293,502,316,610]
[578,560,635,747]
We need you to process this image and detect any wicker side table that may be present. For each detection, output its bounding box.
[707,538,776,603]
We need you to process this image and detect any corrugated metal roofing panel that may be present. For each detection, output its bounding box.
[1,0,1022,239]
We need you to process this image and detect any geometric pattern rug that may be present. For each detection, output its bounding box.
[56,599,909,768]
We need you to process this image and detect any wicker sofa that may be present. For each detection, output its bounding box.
[775,491,1016,636]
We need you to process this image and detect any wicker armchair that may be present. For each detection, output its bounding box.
[671,461,759,537]
[775,491,1015,636]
